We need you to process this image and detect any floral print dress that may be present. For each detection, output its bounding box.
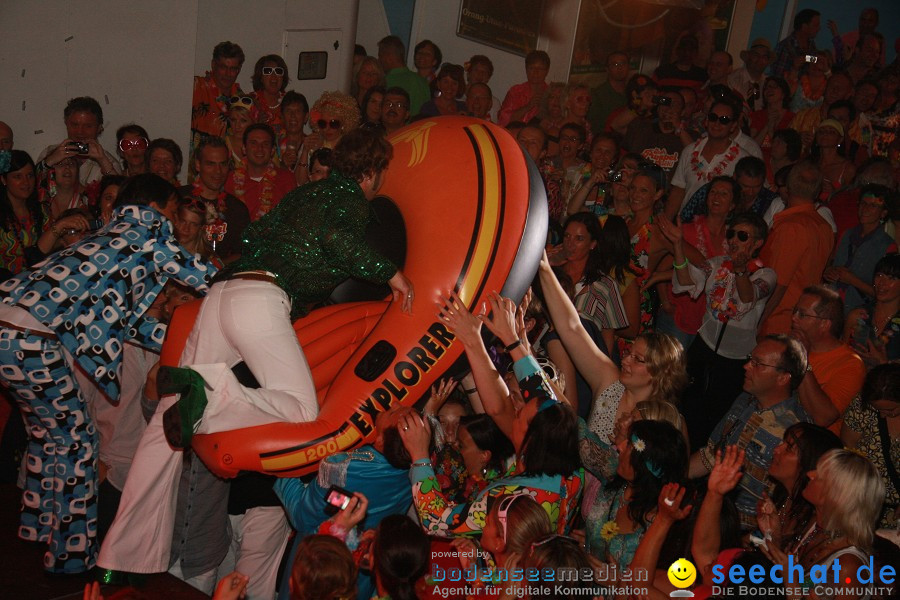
[409,356,583,538]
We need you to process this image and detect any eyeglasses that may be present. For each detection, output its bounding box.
[229,96,254,109]
[497,495,522,543]
[746,354,785,370]
[384,100,408,110]
[725,228,751,242]
[262,66,285,76]
[621,348,647,364]
[316,119,342,131]
[707,112,735,125]
[791,307,828,320]
[859,196,885,210]
[118,137,149,152]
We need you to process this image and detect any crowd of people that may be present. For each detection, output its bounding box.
[0,7,899,600]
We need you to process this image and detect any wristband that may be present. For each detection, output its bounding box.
[412,459,432,467]
[462,387,477,394]
[673,258,688,270]
[503,339,522,353]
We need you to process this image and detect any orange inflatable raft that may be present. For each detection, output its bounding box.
[160,116,547,478]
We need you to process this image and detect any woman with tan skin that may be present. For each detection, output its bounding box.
[353,56,385,109]
[760,449,885,600]
[277,91,308,183]
[173,196,219,265]
[250,54,290,137]
[750,77,794,154]
[538,82,567,156]
[566,134,620,218]
[224,96,255,167]
[814,119,856,199]
[42,156,89,220]
[419,64,466,117]
[146,138,183,186]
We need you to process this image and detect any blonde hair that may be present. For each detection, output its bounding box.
[638,332,688,405]
[291,534,357,600]
[817,449,885,549]
[311,91,361,134]
[635,400,685,433]
[491,494,552,557]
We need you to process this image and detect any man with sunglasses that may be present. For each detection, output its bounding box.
[666,94,749,220]
[688,334,811,529]
[37,96,121,187]
[191,41,245,166]
[789,286,865,433]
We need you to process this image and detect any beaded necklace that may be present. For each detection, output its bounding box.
[190,183,228,249]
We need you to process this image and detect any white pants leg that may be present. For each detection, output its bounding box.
[218,507,291,600]
[168,560,219,596]
[98,279,316,573]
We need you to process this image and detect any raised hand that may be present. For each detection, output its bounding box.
[707,445,745,497]
[437,290,484,348]
[657,483,693,523]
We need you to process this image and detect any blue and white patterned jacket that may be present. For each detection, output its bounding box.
[0,205,216,399]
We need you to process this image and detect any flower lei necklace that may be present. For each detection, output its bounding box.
[690,139,740,183]
[708,257,764,323]
[190,183,228,247]
[231,163,278,219]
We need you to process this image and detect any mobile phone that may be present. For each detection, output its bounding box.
[324,484,352,515]
[87,218,104,231]
[804,54,818,63]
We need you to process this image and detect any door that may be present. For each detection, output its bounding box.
[282,29,347,109]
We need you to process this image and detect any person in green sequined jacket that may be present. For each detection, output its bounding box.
[98,129,414,586]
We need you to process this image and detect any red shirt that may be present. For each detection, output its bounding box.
[225,166,296,221]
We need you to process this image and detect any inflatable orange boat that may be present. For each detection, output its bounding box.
[161,116,547,478]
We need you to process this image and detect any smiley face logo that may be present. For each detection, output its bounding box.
[667,558,697,589]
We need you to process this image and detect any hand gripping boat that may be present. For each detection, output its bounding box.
[160,116,548,478]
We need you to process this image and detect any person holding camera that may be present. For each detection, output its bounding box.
[624,89,694,185]
[36,96,121,188]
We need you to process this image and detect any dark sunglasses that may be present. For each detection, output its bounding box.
[262,66,285,76]
[707,112,735,125]
[726,228,751,242]
[316,119,342,130]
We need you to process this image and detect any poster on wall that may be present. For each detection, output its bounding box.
[457,0,544,57]
[569,0,736,87]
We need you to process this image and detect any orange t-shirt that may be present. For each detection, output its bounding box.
[809,344,866,434]
[759,204,834,336]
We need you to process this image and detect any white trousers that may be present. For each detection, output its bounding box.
[218,507,291,600]
[98,279,318,573]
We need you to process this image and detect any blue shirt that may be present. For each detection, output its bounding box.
[701,392,810,529]
[0,205,216,399]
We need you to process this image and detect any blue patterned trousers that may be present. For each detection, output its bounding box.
[0,329,98,573]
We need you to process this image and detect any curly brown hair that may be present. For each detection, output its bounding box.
[332,128,393,182]
[310,91,361,134]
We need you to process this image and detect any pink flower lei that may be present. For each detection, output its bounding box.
[708,257,763,323]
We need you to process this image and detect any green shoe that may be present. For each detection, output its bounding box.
[158,366,208,448]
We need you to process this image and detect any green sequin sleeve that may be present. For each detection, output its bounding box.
[223,173,397,317]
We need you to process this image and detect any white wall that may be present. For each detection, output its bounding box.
[0,0,360,165]
[1,1,198,163]
[398,0,580,104]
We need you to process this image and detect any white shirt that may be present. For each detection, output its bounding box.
[671,137,750,209]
